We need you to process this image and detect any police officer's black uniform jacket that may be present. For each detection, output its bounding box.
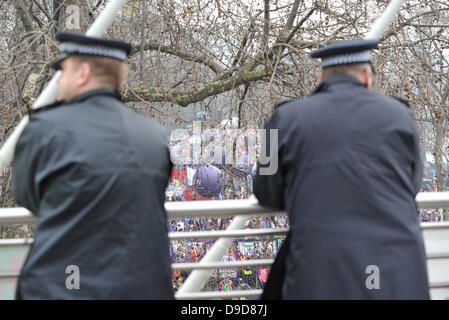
[254,74,430,299]
[13,87,174,299]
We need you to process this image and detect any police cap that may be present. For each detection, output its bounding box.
[310,39,379,69]
[52,32,133,70]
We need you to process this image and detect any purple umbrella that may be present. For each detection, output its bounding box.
[193,165,223,197]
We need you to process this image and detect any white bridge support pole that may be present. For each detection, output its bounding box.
[365,0,406,40]
[176,215,250,296]
[0,0,130,171]
[85,0,130,37]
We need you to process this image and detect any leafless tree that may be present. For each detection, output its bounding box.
[0,0,448,237]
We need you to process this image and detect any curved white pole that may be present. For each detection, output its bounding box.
[365,0,407,40]
[86,0,130,37]
[0,0,130,171]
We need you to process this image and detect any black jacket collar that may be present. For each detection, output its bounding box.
[68,87,122,104]
[311,74,366,95]
[28,87,121,117]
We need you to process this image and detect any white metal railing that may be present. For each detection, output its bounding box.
[1,192,448,222]
[1,192,449,299]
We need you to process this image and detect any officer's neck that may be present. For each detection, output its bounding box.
[319,70,372,88]
[65,82,119,103]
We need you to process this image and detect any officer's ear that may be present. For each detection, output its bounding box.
[363,66,372,88]
[318,73,323,83]
[77,62,93,87]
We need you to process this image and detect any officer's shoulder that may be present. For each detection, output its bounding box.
[125,105,163,128]
[369,92,416,125]
[21,101,73,143]
[273,97,308,113]
[389,96,410,108]
[274,99,295,111]
[26,100,80,131]
[374,92,412,114]
[125,106,170,139]
[272,96,315,120]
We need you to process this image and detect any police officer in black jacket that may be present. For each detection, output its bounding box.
[255,39,429,299]
[12,32,174,299]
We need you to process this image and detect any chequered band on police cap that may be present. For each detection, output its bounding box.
[320,50,372,68]
[59,42,128,61]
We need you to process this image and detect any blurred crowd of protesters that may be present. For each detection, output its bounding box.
[167,215,288,233]
[169,215,288,292]
[419,183,445,222]
[164,162,290,292]
[420,209,443,222]
[166,165,445,293]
